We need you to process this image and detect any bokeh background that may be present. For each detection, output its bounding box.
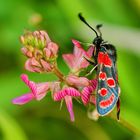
[0,0,140,140]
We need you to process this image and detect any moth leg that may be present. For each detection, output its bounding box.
[86,64,98,76]
[117,97,120,120]
[83,56,95,65]
[83,56,97,76]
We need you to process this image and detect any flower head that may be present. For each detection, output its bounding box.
[20,31,59,73]
[53,87,81,121]
[12,74,50,105]
[63,39,94,73]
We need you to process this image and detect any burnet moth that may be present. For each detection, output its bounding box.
[78,13,121,120]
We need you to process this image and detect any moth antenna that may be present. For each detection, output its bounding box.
[78,13,98,37]
[96,24,103,37]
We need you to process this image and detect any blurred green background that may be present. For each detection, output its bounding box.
[0,0,140,140]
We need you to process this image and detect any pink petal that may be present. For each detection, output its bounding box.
[80,48,94,69]
[12,93,34,105]
[66,75,89,87]
[25,58,42,73]
[81,86,93,105]
[31,57,41,67]
[73,40,87,58]
[47,42,59,56]
[44,48,51,58]
[50,82,61,95]
[21,74,29,85]
[21,47,33,58]
[32,67,42,73]
[65,96,75,122]
[73,40,91,69]
[63,39,84,70]
[74,45,85,64]
[87,46,94,57]
[39,30,51,44]
[28,81,37,96]
[53,90,66,101]
[81,79,97,105]
[35,92,47,100]
[63,39,94,71]
[65,87,81,97]
[40,59,52,72]
[21,74,37,96]
[25,59,35,72]
[90,79,98,89]
[62,54,75,69]
[72,39,81,48]
[80,60,89,69]
[53,87,80,101]
[36,82,50,100]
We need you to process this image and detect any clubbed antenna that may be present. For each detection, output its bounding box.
[96,24,103,37]
[78,13,98,37]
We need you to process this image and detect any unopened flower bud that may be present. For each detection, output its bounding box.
[43,48,51,59]
[47,42,59,56]
[43,42,59,60]
[25,58,42,73]
[20,36,25,44]
[34,49,43,60]
[21,47,33,58]
[40,59,52,72]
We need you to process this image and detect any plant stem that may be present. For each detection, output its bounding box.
[53,64,64,82]
[108,113,140,135]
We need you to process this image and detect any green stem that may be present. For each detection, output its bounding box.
[108,113,140,135]
[53,65,64,82]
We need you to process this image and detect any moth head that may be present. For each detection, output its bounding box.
[93,36,103,46]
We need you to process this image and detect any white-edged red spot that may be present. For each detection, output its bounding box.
[99,72,106,80]
[107,78,115,88]
[99,94,115,108]
[98,88,107,96]
[104,54,112,67]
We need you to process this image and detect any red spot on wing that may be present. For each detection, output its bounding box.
[99,94,115,108]
[98,52,104,64]
[98,88,107,96]
[104,54,112,67]
[107,78,115,87]
[97,52,112,67]
[110,94,114,102]
[100,101,105,107]
[99,72,106,80]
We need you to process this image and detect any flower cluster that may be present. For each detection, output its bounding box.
[20,31,59,73]
[13,31,98,121]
